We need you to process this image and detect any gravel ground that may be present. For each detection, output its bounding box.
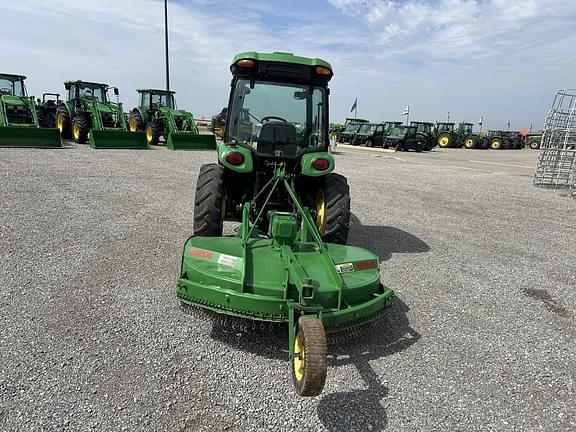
[1,143,574,431]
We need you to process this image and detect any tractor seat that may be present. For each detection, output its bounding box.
[257,121,298,156]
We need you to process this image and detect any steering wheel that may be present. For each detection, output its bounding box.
[0,88,12,95]
[261,115,288,123]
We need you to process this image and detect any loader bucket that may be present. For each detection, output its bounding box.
[166,132,217,150]
[89,130,148,149]
[0,127,62,148]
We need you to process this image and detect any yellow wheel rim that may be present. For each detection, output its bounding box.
[491,140,501,149]
[146,126,153,143]
[129,118,137,132]
[56,113,63,132]
[73,122,80,140]
[465,139,473,148]
[293,333,304,382]
[439,136,449,146]
[315,190,325,234]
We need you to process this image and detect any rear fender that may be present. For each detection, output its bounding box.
[300,152,334,177]
[218,143,253,173]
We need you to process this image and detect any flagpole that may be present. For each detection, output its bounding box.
[164,0,170,92]
[407,105,410,125]
[355,103,357,120]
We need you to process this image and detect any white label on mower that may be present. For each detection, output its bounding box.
[335,263,354,273]
[217,254,239,268]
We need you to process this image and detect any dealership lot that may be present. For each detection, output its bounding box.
[1,144,574,431]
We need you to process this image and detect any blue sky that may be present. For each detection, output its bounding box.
[1,0,575,130]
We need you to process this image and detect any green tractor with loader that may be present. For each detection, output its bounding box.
[55,80,146,149]
[0,73,61,148]
[128,89,216,150]
[177,52,394,397]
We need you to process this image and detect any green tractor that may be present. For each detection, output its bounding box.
[526,133,542,149]
[0,73,61,148]
[456,122,486,149]
[435,122,459,148]
[410,121,435,151]
[483,130,522,150]
[337,117,369,143]
[55,80,146,149]
[128,89,216,150]
[35,93,61,128]
[177,52,394,396]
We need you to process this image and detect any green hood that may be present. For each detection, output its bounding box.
[1,95,27,106]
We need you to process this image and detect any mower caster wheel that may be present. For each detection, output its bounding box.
[292,316,327,397]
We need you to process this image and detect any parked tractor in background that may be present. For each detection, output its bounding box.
[211,107,227,139]
[337,117,369,143]
[35,93,61,128]
[455,122,486,149]
[410,121,435,151]
[129,89,216,150]
[350,122,379,146]
[0,73,61,148]
[483,130,522,150]
[383,125,425,151]
[55,80,146,149]
[526,133,543,149]
[435,122,460,148]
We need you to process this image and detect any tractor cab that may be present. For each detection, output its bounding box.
[411,121,433,135]
[0,74,27,97]
[64,81,113,103]
[226,52,332,162]
[458,122,474,136]
[436,122,455,133]
[137,89,176,112]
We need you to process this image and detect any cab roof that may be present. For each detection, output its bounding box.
[0,73,26,81]
[64,80,109,87]
[233,51,332,70]
[136,89,176,94]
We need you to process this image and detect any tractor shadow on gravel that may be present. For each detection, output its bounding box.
[209,298,419,432]
[318,298,420,432]
[348,213,430,262]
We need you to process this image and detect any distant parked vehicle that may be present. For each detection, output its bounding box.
[337,117,369,143]
[350,122,379,146]
[410,121,435,151]
[383,125,425,152]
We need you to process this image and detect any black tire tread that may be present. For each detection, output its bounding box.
[292,317,327,397]
[72,114,90,144]
[194,164,224,236]
[56,105,71,138]
[129,110,144,132]
[321,173,350,245]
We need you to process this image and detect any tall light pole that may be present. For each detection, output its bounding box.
[164,0,170,92]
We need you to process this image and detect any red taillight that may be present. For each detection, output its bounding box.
[355,260,378,271]
[312,158,329,170]
[315,66,332,76]
[225,152,244,165]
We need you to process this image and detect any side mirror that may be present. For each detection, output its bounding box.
[114,88,119,96]
[293,91,307,100]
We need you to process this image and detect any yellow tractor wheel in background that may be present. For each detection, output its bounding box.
[464,138,475,149]
[291,316,327,397]
[315,190,326,234]
[490,138,503,150]
[437,133,451,148]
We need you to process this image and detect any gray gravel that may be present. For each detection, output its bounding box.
[1,143,575,431]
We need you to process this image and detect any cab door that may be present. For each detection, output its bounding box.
[373,124,384,147]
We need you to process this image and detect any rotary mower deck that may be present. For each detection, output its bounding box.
[177,51,394,396]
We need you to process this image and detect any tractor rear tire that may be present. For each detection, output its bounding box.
[529,140,541,150]
[437,133,452,148]
[56,106,71,139]
[72,115,90,144]
[129,110,144,132]
[490,138,503,150]
[365,139,373,147]
[292,316,327,397]
[194,164,225,237]
[146,121,161,146]
[317,174,350,245]
[464,136,477,149]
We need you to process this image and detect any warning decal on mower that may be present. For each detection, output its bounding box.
[188,248,214,259]
[217,254,239,268]
[335,263,354,273]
